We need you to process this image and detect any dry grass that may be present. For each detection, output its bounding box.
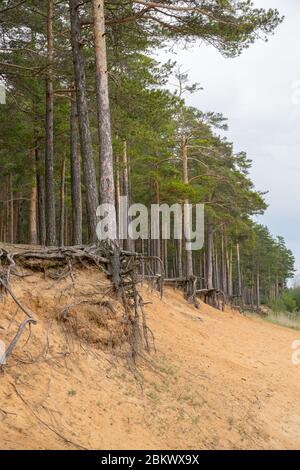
[264,312,300,330]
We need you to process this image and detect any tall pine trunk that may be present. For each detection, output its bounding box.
[35,145,46,245]
[92,0,121,288]
[236,242,243,307]
[182,135,193,278]
[256,269,260,309]
[29,183,37,245]
[15,192,24,244]
[122,140,134,251]
[45,0,56,245]
[214,242,220,289]
[70,92,82,245]
[226,245,233,297]
[176,239,183,278]
[59,156,66,247]
[221,231,227,295]
[9,173,14,243]
[92,0,115,208]
[207,223,213,289]
[70,0,98,242]
[154,178,161,274]
[115,150,121,243]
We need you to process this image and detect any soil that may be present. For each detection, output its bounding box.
[0,263,299,450]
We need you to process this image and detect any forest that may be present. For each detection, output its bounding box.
[0,0,295,311]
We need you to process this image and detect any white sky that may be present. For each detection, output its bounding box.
[158,0,300,277]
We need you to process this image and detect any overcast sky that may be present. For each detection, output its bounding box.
[158,0,300,279]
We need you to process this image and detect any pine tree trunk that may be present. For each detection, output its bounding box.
[236,242,243,307]
[70,92,82,245]
[214,243,220,290]
[122,140,134,251]
[115,150,121,243]
[15,192,24,244]
[69,0,99,242]
[182,135,193,278]
[199,255,203,288]
[155,180,161,274]
[92,1,121,289]
[256,269,260,308]
[92,0,115,209]
[35,145,46,245]
[221,231,227,295]
[226,246,233,297]
[176,239,183,278]
[9,173,14,243]
[207,223,213,289]
[45,0,56,245]
[0,185,3,241]
[60,157,66,247]
[29,184,37,245]
[164,238,168,277]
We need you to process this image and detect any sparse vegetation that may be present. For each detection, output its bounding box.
[264,312,300,331]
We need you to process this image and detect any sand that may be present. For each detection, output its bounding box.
[0,266,299,450]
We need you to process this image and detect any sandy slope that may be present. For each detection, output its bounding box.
[0,268,299,450]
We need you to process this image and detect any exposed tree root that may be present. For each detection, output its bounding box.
[0,243,156,367]
[196,288,226,311]
[1,242,227,369]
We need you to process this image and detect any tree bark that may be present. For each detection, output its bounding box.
[92,0,122,288]
[45,0,56,246]
[207,223,213,289]
[226,245,233,297]
[182,135,193,278]
[29,184,37,245]
[9,173,14,243]
[15,192,24,244]
[122,140,134,251]
[115,150,121,242]
[256,269,260,308]
[164,238,168,277]
[176,239,183,279]
[92,0,115,207]
[154,178,161,274]
[70,92,82,245]
[59,156,66,247]
[214,242,220,289]
[69,0,99,242]
[236,242,243,307]
[35,145,46,245]
[221,231,227,295]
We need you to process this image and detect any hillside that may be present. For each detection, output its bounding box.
[0,262,300,449]
[0,265,299,450]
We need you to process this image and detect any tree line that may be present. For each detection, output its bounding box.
[0,0,294,308]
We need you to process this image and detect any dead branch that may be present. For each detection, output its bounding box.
[10,382,88,450]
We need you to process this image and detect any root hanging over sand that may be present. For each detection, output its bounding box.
[0,243,155,368]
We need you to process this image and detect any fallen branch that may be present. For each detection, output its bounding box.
[10,382,88,450]
[0,318,36,365]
